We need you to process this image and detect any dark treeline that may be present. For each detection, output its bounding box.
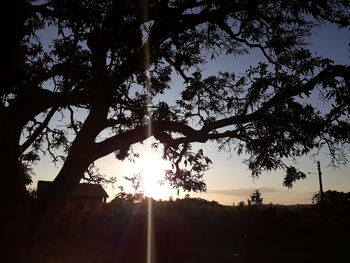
[26,197,350,263]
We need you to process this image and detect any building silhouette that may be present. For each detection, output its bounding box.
[37,181,109,213]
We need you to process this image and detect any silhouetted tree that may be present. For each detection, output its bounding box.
[238,201,246,207]
[1,1,350,260]
[124,173,144,201]
[110,186,136,206]
[312,190,350,207]
[247,189,263,206]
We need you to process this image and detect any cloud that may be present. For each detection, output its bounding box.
[207,187,279,196]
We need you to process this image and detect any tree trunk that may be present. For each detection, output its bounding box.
[0,119,29,263]
[30,108,101,247]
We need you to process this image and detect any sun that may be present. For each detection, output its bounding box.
[127,157,174,200]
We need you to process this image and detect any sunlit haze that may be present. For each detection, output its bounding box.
[126,156,173,200]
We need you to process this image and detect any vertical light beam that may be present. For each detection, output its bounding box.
[142,1,155,263]
[147,197,153,263]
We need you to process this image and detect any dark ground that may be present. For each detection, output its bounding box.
[26,198,350,263]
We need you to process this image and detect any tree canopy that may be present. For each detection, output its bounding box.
[247,189,263,206]
[1,0,350,208]
[312,190,350,207]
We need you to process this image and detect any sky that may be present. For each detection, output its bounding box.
[31,22,350,206]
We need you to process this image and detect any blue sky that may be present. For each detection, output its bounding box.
[31,22,350,205]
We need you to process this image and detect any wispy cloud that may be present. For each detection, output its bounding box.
[208,187,279,196]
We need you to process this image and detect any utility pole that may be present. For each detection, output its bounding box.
[317,161,324,204]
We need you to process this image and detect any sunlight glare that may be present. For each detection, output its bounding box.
[126,156,173,201]
[140,158,173,200]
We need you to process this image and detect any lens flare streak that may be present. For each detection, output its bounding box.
[142,1,155,262]
[147,198,154,263]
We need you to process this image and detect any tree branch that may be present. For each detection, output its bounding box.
[201,65,350,133]
[21,107,57,153]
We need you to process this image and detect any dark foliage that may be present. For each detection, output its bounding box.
[1,1,350,203]
[312,190,350,208]
[247,189,263,206]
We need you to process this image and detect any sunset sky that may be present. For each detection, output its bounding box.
[32,22,350,205]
